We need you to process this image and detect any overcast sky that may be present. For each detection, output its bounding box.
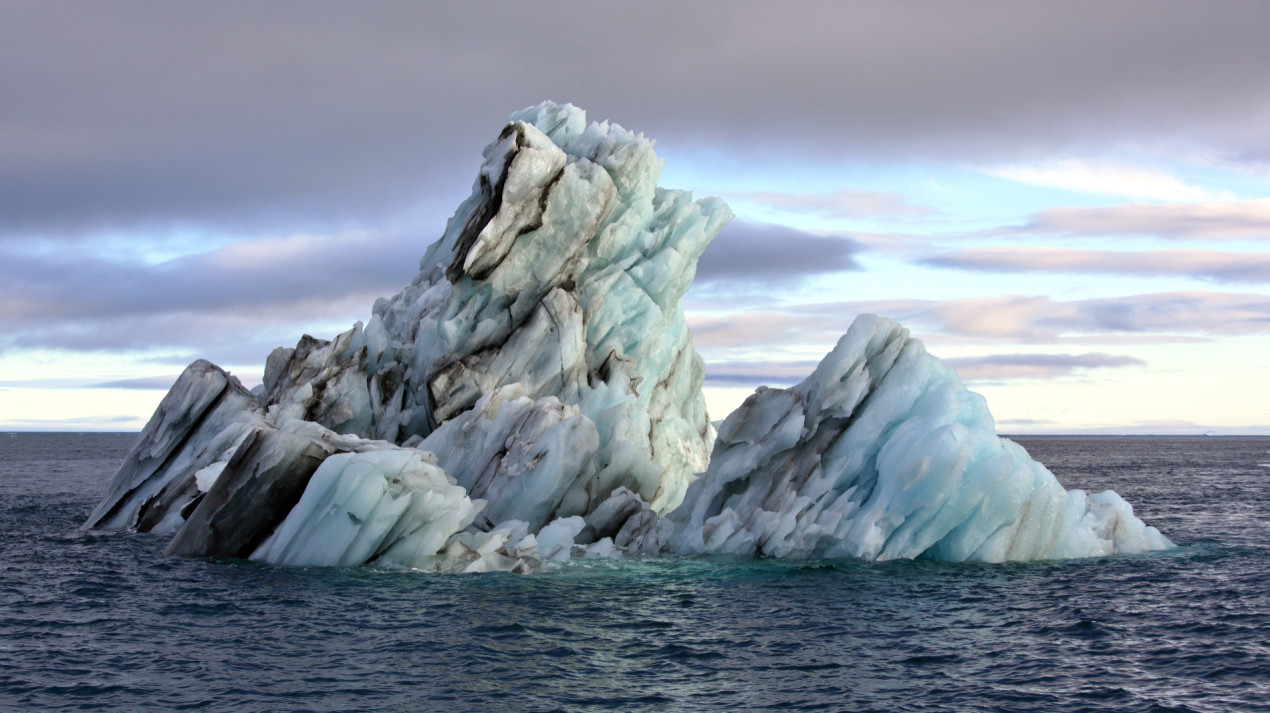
[3,1,1269,433]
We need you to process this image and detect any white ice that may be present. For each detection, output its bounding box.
[659,315,1174,562]
[84,103,1174,573]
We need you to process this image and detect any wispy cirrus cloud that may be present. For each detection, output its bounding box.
[2,415,141,430]
[994,419,1268,436]
[989,198,1270,241]
[728,189,935,220]
[890,292,1270,341]
[698,352,1143,387]
[943,352,1145,381]
[0,376,178,390]
[701,360,820,387]
[687,311,849,352]
[996,418,1055,427]
[688,291,1270,350]
[980,159,1230,202]
[921,247,1270,283]
[89,376,184,390]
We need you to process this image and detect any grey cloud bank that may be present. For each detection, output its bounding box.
[4,2,1270,239]
[0,231,420,320]
[0,229,424,358]
[922,248,1270,283]
[695,222,864,283]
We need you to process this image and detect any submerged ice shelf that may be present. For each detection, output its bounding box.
[84,102,1172,572]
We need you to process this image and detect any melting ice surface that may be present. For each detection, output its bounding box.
[83,102,1172,572]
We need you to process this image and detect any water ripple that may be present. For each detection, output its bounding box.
[1,434,1268,712]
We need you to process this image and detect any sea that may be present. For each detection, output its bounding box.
[1,433,1267,713]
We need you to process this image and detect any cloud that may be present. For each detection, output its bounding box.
[1008,420,1270,435]
[1,304,371,367]
[0,229,421,324]
[89,376,181,390]
[921,247,1270,283]
[729,190,934,219]
[3,415,144,432]
[992,199,1270,241]
[4,3,1270,238]
[694,222,865,284]
[688,291,1270,352]
[0,229,423,358]
[995,418,1055,427]
[0,220,850,360]
[689,311,850,352]
[980,159,1229,202]
[0,376,170,389]
[698,353,1141,387]
[943,352,1145,381]
[903,292,1270,341]
[1,218,857,360]
[701,360,820,387]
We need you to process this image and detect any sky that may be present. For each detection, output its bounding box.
[2,1,1269,434]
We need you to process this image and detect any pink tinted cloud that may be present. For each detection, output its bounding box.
[890,292,1270,340]
[922,247,1270,282]
[943,352,1145,381]
[689,291,1270,352]
[994,199,1270,241]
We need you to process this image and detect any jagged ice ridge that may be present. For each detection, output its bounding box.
[84,102,1173,572]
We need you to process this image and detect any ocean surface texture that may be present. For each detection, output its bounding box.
[1,433,1267,712]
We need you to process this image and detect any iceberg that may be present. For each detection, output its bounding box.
[83,102,1172,570]
[84,101,723,572]
[656,315,1173,562]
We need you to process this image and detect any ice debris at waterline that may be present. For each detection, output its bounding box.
[84,102,1173,572]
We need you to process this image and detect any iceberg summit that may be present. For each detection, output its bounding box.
[84,102,1173,572]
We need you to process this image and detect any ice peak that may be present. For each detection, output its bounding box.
[85,100,732,570]
[83,104,1170,573]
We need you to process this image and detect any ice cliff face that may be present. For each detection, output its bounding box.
[83,102,1173,571]
[85,102,725,572]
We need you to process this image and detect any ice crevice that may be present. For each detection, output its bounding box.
[83,101,1173,572]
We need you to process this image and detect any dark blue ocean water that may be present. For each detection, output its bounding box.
[1,433,1267,712]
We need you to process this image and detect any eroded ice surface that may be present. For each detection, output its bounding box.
[83,102,1172,571]
[84,102,723,572]
[658,315,1173,562]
